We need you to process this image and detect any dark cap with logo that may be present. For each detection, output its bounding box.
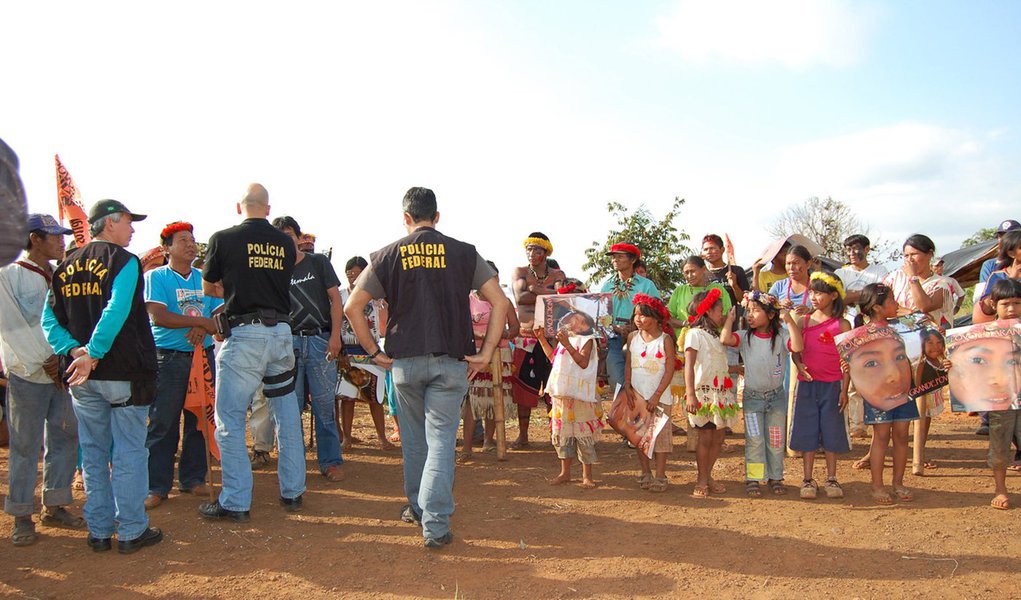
[87,199,147,224]
[996,219,1021,234]
[27,213,73,235]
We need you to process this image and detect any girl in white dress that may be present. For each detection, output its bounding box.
[624,294,677,492]
[684,288,739,498]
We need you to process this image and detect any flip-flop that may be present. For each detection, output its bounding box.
[991,494,1010,510]
[769,480,787,495]
[852,457,870,470]
[708,480,727,494]
[692,484,709,499]
[893,487,914,502]
[871,489,894,505]
[745,481,762,497]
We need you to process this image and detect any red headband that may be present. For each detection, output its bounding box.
[634,293,670,322]
[688,287,723,323]
[608,243,641,260]
[160,221,193,242]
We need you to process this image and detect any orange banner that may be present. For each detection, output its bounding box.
[184,348,220,461]
[54,155,91,248]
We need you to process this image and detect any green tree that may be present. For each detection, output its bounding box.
[583,197,693,293]
[961,227,997,247]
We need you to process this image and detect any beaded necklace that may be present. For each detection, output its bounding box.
[610,273,635,300]
[528,262,549,283]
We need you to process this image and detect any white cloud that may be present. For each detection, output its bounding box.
[772,123,1020,260]
[654,0,881,68]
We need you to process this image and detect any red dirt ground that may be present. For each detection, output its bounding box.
[1,410,1020,599]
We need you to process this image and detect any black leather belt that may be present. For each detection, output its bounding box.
[228,310,290,328]
[156,348,193,356]
[293,327,326,337]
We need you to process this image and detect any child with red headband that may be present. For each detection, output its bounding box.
[623,293,677,492]
[683,288,737,498]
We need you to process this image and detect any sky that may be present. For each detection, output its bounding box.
[3,0,1020,289]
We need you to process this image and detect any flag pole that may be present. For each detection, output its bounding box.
[196,348,217,503]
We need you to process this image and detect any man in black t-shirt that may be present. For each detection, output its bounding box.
[199,183,306,522]
[345,187,509,550]
[272,216,344,481]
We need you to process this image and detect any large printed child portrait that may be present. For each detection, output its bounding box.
[947,319,1021,413]
[836,323,913,412]
[536,292,614,339]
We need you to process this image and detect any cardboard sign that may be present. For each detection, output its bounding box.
[947,319,1021,413]
[534,292,614,340]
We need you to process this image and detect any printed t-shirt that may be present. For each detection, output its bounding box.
[835,263,888,321]
[288,252,341,332]
[145,265,223,351]
[202,218,295,317]
[736,327,791,392]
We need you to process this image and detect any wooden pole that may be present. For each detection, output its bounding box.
[491,352,508,461]
[196,351,217,504]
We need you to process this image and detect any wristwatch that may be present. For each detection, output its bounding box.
[369,348,383,359]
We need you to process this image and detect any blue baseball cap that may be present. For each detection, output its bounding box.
[27,213,73,235]
[996,219,1021,234]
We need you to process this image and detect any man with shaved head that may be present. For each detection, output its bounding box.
[199,183,306,522]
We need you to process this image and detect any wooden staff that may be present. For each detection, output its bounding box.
[491,352,508,461]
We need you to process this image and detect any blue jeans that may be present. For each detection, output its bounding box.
[742,387,788,482]
[293,333,342,471]
[392,355,469,540]
[71,379,150,540]
[214,322,306,511]
[146,348,213,497]
[4,374,77,517]
[606,336,625,392]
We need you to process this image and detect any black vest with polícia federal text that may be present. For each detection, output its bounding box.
[49,241,157,382]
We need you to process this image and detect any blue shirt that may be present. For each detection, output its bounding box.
[980,258,998,284]
[144,265,223,352]
[768,278,810,308]
[599,274,661,335]
[979,270,1017,302]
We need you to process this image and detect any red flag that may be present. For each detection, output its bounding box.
[184,348,220,461]
[724,233,736,266]
[54,155,91,248]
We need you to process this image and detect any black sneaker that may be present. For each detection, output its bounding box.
[279,495,303,512]
[87,535,112,552]
[424,532,453,549]
[250,450,271,468]
[400,504,421,525]
[198,501,251,522]
[117,527,163,554]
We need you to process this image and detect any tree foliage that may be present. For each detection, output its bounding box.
[961,227,997,248]
[583,197,693,293]
[768,196,896,262]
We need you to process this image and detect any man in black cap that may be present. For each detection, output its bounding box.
[42,199,163,554]
[345,186,509,549]
[198,183,306,522]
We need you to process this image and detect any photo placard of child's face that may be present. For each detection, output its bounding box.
[947,319,1021,413]
[536,293,614,339]
[837,326,913,412]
